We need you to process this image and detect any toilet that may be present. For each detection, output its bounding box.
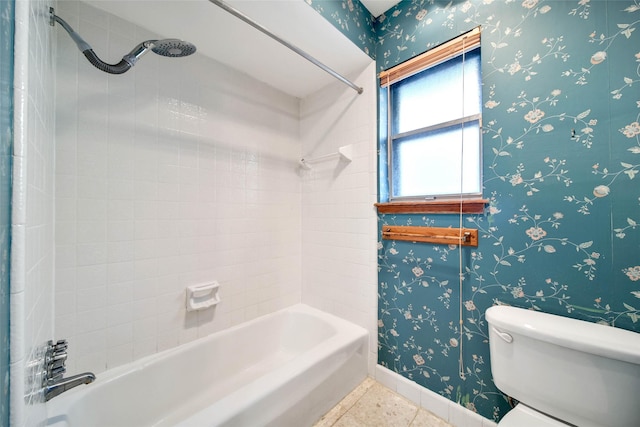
[486,305,640,427]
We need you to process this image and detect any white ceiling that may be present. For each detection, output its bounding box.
[82,0,398,99]
[360,0,399,17]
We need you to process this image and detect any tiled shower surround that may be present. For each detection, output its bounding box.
[10,0,57,425]
[8,0,378,423]
[54,0,298,374]
[53,0,377,383]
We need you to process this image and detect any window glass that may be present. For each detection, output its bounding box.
[392,49,481,135]
[392,121,481,197]
[386,44,482,200]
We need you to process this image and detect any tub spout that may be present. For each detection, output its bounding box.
[44,372,96,401]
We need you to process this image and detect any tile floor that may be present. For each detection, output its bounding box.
[313,378,454,427]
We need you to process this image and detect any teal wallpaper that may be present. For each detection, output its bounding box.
[0,0,13,424]
[305,0,640,421]
[374,0,640,422]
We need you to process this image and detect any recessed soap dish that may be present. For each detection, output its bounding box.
[186,281,220,311]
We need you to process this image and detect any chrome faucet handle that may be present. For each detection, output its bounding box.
[49,365,66,381]
[50,356,67,370]
[45,339,69,382]
[46,340,67,361]
[51,351,67,361]
[52,339,68,353]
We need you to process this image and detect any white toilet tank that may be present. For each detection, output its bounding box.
[486,306,640,427]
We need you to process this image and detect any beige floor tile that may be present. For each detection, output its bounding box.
[314,378,453,427]
[410,408,453,427]
[313,378,377,427]
[314,400,355,427]
[343,382,418,427]
[332,410,373,427]
[340,377,377,407]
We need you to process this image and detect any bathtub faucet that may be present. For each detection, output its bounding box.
[42,339,96,401]
[44,372,96,401]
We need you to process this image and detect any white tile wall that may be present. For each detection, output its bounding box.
[54,1,302,375]
[299,63,379,373]
[375,365,498,427]
[10,1,378,423]
[11,0,57,425]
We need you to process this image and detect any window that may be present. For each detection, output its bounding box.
[380,28,482,202]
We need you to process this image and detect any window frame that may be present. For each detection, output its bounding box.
[380,27,483,205]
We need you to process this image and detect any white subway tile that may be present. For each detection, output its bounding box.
[449,403,485,427]
[55,268,76,293]
[420,386,451,422]
[374,365,397,391]
[75,351,107,375]
[75,329,107,357]
[106,220,133,242]
[76,286,107,312]
[75,308,106,335]
[108,179,135,200]
[107,241,135,263]
[107,200,134,221]
[76,198,107,221]
[76,243,107,266]
[77,173,107,201]
[105,279,133,305]
[106,323,133,348]
[133,338,157,360]
[106,342,133,370]
[396,374,422,406]
[107,262,135,285]
[106,303,133,326]
[76,220,105,244]
[76,265,107,289]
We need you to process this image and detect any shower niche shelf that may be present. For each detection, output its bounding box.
[186,281,220,311]
[299,145,353,170]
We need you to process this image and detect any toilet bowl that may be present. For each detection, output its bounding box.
[486,306,640,427]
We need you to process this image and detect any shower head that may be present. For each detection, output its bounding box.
[50,8,197,75]
[150,39,197,58]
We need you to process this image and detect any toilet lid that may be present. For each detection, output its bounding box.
[498,404,570,427]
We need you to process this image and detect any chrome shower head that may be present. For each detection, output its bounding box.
[51,8,197,74]
[150,39,197,58]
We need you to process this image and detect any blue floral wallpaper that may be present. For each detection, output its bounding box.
[0,0,13,424]
[373,0,640,422]
[304,0,640,422]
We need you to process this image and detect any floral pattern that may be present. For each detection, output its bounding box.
[310,0,640,422]
[364,0,640,422]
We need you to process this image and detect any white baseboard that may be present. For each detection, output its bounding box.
[374,365,498,427]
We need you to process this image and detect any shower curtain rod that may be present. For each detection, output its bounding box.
[208,0,364,95]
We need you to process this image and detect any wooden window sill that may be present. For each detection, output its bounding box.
[375,199,488,214]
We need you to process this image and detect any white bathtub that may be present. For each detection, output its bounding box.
[45,304,368,427]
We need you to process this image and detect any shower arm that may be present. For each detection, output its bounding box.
[208,0,363,95]
[49,7,152,74]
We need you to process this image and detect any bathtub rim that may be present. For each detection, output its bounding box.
[45,303,369,425]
